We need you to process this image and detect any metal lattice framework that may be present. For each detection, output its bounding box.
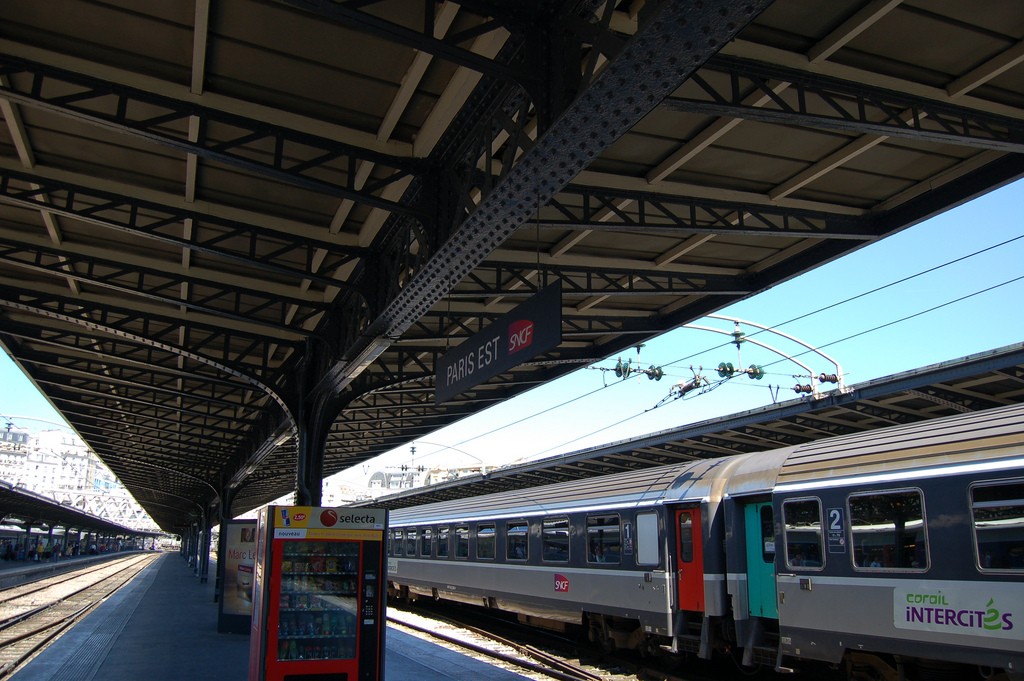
[0,1,1021,531]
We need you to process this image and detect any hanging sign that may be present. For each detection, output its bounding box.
[435,282,561,404]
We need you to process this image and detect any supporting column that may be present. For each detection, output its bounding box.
[199,523,211,583]
[214,487,236,602]
[188,523,198,569]
[295,390,340,507]
[295,421,326,506]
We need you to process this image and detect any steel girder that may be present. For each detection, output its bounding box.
[0,55,424,217]
[313,0,775,399]
[0,285,301,364]
[463,261,754,297]
[408,309,668,341]
[547,184,871,238]
[1,0,777,516]
[646,153,1024,336]
[0,317,255,393]
[278,0,533,85]
[280,0,645,132]
[0,167,366,292]
[667,54,1024,152]
[0,238,324,333]
[18,357,257,416]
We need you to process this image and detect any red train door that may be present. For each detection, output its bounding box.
[675,507,704,612]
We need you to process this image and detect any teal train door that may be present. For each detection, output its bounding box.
[744,501,778,619]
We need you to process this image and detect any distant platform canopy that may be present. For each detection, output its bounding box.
[0,481,153,538]
[364,342,1024,510]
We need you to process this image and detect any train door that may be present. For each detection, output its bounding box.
[743,501,778,619]
[675,507,704,612]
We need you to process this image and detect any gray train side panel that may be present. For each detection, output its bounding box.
[389,558,674,634]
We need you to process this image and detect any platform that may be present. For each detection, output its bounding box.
[11,552,532,681]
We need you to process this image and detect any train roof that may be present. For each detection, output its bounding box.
[388,404,1024,525]
[774,402,1024,492]
[388,455,748,526]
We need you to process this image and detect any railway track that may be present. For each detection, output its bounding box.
[388,606,625,681]
[0,553,157,677]
[388,601,790,681]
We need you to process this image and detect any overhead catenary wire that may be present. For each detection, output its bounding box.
[436,234,1024,460]
[526,273,1024,460]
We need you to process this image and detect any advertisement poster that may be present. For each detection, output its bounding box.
[218,519,258,632]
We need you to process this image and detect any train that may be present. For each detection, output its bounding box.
[385,402,1024,681]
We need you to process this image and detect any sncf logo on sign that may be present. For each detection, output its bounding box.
[508,320,534,354]
[554,574,570,593]
[435,283,561,405]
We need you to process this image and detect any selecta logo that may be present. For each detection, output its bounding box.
[508,320,534,354]
[554,574,569,593]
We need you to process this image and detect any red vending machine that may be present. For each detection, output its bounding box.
[248,505,388,681]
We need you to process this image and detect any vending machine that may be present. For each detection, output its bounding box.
[248,505,388,681]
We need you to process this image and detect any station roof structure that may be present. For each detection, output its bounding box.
[367,342,1024,509]
[0,2,1022,532]
[0,480,150,537]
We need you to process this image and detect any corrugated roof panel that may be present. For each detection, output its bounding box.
[777,403,1024,485]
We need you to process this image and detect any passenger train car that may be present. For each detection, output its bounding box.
[386,404,1024,681]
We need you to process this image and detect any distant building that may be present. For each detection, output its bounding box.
[0,426,159,532]
[0,426,28,448]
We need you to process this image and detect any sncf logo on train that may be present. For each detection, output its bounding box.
[554,574,570,593]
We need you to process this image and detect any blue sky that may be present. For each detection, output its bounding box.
[2,178,1023,484]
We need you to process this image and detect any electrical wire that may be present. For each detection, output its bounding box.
[661,232,1024,369]
[544,272,1024,455]
[437,235,1024,459]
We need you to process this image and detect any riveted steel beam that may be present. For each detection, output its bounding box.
[279,0,530,84]
[0,320,256,391]
[316,0,773,400]
[0,292,294,426]
[0,239,325,333]
[458,262,753,298]
[0,56,424,217]
[546,184,871,238]
[0,168,367,292]
[666,54,1024,152]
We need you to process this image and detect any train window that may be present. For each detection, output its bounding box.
[394,530,404,556]
[507,521,529,561]
[971,480,1024,572]
[636,512,659,566]
[587,514,620,564]
[420,528,433,558]
[849,489,928,570]
[405,528,418,557]
[542,517,570,562]
[760,505,775,563]
[436,526,450,558]
[783,498,823,569]
[477,524,496,560]
[455,526,470,558]
[678,514,694,563]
